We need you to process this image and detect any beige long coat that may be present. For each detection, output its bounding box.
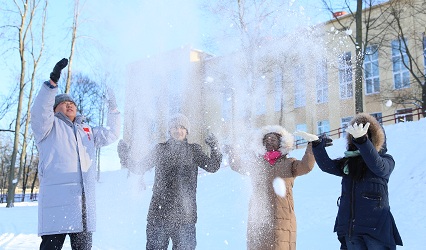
[228,125,315,250]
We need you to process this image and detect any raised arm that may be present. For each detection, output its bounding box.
[92,88,121,148]
[312,137,343,176]
[31,82,58,143]
[290,143,315,177]
[117,139,157,175]
[223,144,252,175]
[193,144,222,173]
[31,58,69,143]
[352,135,395,179]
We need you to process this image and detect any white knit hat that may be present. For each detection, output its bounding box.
[168,113,191,134]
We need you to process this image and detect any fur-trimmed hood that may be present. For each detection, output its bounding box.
[346,113,385,152]
[251,125,294,156]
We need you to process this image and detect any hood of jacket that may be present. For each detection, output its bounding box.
[251,125,294,156]
[346,113,385,152]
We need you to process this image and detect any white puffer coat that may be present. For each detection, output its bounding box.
[31,82,120,236]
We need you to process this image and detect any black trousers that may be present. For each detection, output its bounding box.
[40,231,92,250]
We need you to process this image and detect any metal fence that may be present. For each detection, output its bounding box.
[0,193,38,203]
[295,108,424,148]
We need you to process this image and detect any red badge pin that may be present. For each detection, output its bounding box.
[83,127,91,140]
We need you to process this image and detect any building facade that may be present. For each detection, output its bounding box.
[125,0,425,152]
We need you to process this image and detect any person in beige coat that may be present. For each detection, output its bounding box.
[224,125,316,250]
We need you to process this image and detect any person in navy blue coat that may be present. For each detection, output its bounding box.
[295,113,402,250]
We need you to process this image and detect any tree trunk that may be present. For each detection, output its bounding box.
[30,168,38,201]
[422,84,426,117]
[7,26,27,207]
[65,0,81,93]
[354,0,364,113]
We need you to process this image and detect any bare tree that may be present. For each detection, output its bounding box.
[29,157,39,201]
[65,73,108,180]
[0,137,13,203]
[378,0,426,116]
[204,0,309,134]
[17,0,47,203]
[4,0,47,208]
[322,0,395,113]
[65,0,89,93]
[20,139,38,201]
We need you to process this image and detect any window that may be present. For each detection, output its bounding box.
[338,52,353,99]
[317,120,330,135]
[364,45,380,94]
[370,112,382,123]
[274,70,283,111]
[222,88,233,121]
[295,123,307,144]
[395,108,413,123]
[392,39,410,89]
[423,36,426,74]
[294,65,306,108]
[341,116,353,137]
[316,59,328,103]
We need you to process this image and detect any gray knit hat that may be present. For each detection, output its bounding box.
[168,113,190,134]
[53,94,75,110]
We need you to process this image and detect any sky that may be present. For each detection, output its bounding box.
[1,118,425,249]
[0,0,331,173]
[46,0,331,172]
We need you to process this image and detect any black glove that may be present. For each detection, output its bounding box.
[312,133,333,147]
[205,133,219,149]
[50,58,68,83]
[117,139,130,167]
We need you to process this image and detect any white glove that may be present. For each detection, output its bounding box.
[117,139,130,166]
[106,87,118,111]
[346,122,370,139]
[293,131,319,142]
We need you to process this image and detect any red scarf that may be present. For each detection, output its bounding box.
[264,151,282,165]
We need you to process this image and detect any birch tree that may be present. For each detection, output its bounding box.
[3,0,47,208]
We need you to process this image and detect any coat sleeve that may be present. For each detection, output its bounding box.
[92,110,121,148]
[312,142,343,176]
[225,147,253,175]
[30,82,58,143]
[128,144,159,175]
[290,143,316,177]
[193,144,222,173]
[353,138,395,179]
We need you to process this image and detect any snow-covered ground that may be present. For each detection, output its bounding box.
[1,119,425,249]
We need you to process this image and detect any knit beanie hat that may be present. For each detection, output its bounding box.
[53,93,75,110]
[168,113,190,134]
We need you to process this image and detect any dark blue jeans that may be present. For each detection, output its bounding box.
[146,219,196,250]
[344,235,396,250]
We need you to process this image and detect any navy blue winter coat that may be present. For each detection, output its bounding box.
[312,113,402,248]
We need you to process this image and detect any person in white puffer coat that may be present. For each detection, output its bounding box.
[30,58,121,250]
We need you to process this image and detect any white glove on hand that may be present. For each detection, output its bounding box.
[294,131,319,142]
[346,122,370,139]
[117,139,130,166]
[106,87,118,111]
